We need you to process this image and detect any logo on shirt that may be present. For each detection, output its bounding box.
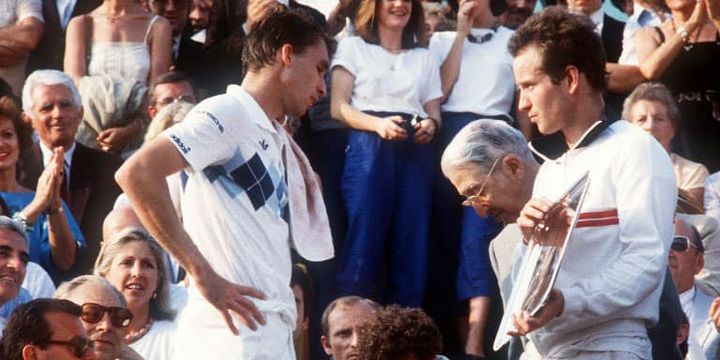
[169,134,191,154]
[198,111,225,133]
[259,139,269,150]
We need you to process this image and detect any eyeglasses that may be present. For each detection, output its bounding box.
[670,236,700,253]
[41,336,94,357]
[156,95,196,106]
[81,303,133,328]
[462,156,501,208]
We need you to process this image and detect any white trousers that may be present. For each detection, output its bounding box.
[174,299,295,359]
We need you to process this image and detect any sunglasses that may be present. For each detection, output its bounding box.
[81,303,133,328]
[670,236,700,253]
[42,336,94,357]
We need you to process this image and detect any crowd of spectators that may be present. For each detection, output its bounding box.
[0,0,718,358]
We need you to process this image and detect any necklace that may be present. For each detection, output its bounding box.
[467,22,500,44]
[125,318,154,344]
[670,20,703,51]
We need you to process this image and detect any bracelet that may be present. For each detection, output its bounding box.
[12,211,29,232]
[425,116,440,130]
[676,26,689,43]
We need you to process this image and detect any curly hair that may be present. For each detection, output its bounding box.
[508,6,607,93]
[357,305,442,360]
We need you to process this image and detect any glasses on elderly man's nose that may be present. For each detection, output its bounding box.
[462,156,501,208]
[40,336,94,357]
[156,95,195,106]
[670,236,698,252]
[81,303,133,328]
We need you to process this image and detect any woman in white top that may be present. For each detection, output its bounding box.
[427,0,517,356]
[95,228,177,360]
[330,0,442,307]
[63,0,172,154]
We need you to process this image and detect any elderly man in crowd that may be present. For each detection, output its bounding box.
[320,296,380,360]
[18,70,123,277]
[55,275,140,360]
[670,218,720,359]
[442,7,677,358]
[0,216,31,331]
[0,298,94,360]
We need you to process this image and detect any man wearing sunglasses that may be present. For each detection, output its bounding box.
[1,298,94,360]
[55,275,141,360]
[669,218,720,359]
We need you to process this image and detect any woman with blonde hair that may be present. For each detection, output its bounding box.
[94,228,177,360]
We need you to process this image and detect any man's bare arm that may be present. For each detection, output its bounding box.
[0,17,43,64]
[116,137,267,334]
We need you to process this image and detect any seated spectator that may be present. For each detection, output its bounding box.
[19,70,123,277]
[146,71,197,120]
[0,298,93,360]
[0,0,44,95]
[623,82,709,208]
[0,216,31,331]
[356,305,444,360]
[291,263,313,360]
[499,0,538,29]
[63,0,172,155]
[669,217,720,359]
[55,275,142,360]
[321,296,380,360]
[635,0,720,172]
[94,228,177,360]
[0,96,84,283]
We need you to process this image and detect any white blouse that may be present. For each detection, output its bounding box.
[129,319,176,360]
[332,36,442,118]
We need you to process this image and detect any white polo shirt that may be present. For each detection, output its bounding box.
[164,85,294,324]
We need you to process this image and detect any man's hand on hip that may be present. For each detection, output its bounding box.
[196,269,268,334]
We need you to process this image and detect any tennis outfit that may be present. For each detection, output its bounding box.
[521,121,677,359]
[165,85,296,358]
[332,36,442,306]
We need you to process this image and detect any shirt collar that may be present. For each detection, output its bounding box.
[226,85,278,134]
[39,141,76,169]
[529,120,609,162]
[589,8,605,35]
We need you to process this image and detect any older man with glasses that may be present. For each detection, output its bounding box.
[669,217,720,359]
[55,275,142,360]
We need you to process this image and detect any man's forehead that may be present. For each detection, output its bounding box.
[32,84,74,102]
[513,46,544,73]
[330,303,374,325]
[0,229,27,251]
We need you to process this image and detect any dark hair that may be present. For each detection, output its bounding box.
[1,299,82,360]
[355,0,428,48]
[290,263,314,320]
[508,6,607,93]
[148,71,195,104]
[357,305,443,360]
[0,96,32,159]
[242,8,336,73]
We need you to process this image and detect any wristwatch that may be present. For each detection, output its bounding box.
[12,211,29,232]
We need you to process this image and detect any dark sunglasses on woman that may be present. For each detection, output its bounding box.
[81,302,133,328]
[40,336,94,357]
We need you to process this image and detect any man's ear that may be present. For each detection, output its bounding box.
[21,112,33,127]
[695,253,705,275]
[22,344,39,360]
[279,44,294,67]
[321,335,332,355]
[502,153,525,179]
[564,65,581,94]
